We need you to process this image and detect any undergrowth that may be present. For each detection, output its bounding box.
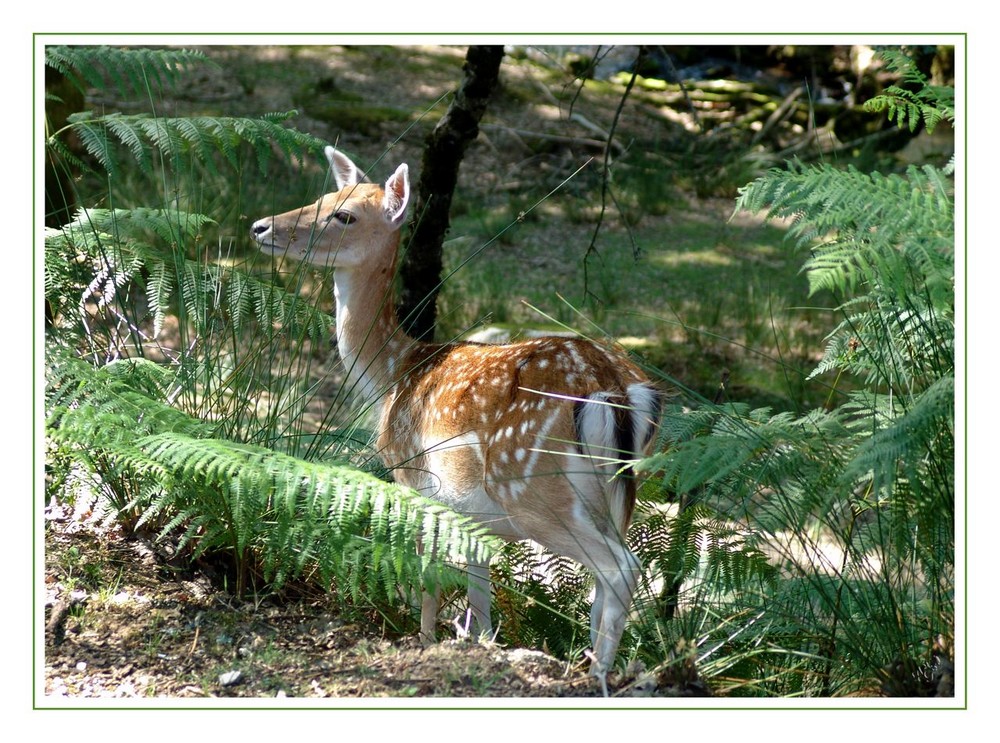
[42,43,955,698]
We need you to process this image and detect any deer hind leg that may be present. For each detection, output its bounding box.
[544,502,641,677]
[583,538,641,698]
[511,496,641,679]
[589,540,642,676]
[590,580,605,651]
[567,385,654,676]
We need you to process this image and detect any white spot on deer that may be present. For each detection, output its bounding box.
[522,408,563,480]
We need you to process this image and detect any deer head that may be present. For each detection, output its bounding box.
[251,146,409,271]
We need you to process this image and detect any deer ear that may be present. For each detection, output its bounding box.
[383,163,410,226]
[325,146,367,189]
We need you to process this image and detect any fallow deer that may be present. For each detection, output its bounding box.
[251,146,662,692]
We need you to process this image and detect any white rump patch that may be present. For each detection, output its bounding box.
[575,392,618,461]
[627,383,661,452]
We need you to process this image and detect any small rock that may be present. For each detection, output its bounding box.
[629,672,659,697]
[219,670,243,687]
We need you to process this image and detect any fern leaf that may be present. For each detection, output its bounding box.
[79,207,216,244]
[128,429,500,595]
[736,162,952,297]
[73,119,119,175]
[843,375,954,497]
[64,112,327,177]
[863,49,955,134]
[137,117,185,165]
[105,115,153,172]
[45,45,210,98]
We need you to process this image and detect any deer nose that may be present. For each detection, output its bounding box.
[250,219,272,240]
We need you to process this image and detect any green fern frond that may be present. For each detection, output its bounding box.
[735,157,953,398]
[703,519,777,592]
[639,403,849,501]
[46,350,212,443]
[810,291,954,390]
[71,114,119,174]
[632,500,777,599]
[139,430,499,594]
[641,432,757,495]
[735,162,953,295]
[843,374,954,498]
[79,207,216,244]
[863,49,955,134]
[175,117,229,175]
[47,350,498,598]
[65,112,326,177]
[45,208,333,345]
[45,45,210,99]
[146,260,174,338]
[626,47,955,693]
[46,133,93,176]
[105,114,154,172]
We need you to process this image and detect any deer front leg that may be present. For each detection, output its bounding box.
[420,584,441,645]
[421,556,492,644]
[416,531,440,644]
[467,556,493,639]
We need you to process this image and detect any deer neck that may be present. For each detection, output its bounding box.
[331,245,415,404]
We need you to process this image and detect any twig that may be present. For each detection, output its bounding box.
[751,85,804,146]
[659,47,703,134]
[582,46,644,301]
[565,45,618,116]
[47,593,88,645]
[568,113,624,155]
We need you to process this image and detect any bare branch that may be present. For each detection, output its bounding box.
[582,46,645,303]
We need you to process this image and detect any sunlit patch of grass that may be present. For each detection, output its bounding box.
[651,249,736,268]
[442,196,835,410]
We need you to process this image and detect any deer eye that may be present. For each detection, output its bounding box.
[331,210,356,225]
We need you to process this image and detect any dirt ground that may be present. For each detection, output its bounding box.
[42,496,707,702]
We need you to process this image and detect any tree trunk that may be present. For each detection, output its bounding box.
[45,65,84,229]
[45,65,85,327]
[397,45,504,341]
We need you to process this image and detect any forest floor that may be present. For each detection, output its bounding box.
[41,43,936,705]
[42,496,706,702]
